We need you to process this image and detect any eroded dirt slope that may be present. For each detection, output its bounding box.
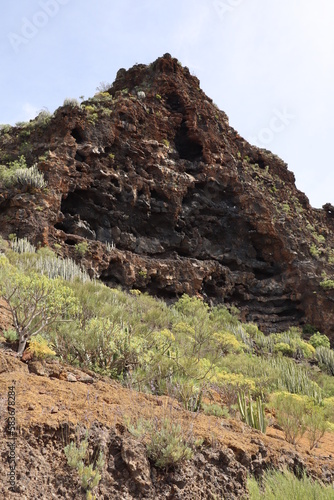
[0,349,333,499]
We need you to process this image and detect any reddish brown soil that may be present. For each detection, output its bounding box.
[0,347,333,499]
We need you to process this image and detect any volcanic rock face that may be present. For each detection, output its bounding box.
[0,54,334,340]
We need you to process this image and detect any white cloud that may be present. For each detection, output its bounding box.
[21,102,39,122]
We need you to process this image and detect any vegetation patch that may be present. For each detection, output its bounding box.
[248,468,334,499]
[126,416,202,469]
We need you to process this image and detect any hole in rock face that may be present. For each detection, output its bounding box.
[71,128,84,144]
[119,112,133,123]
[174,121,203,161]
[56,189,115,243]
[75,152,84,162]
[166,92,184,112]
[65,238,77,246]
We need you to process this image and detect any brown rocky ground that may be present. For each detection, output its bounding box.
[0,347,333,499]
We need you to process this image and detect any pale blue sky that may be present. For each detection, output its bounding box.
[1,0,333,207]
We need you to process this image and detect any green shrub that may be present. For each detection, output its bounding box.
[271,393,307,444]
[312,232,326,244]
[248,468,334,499]
[173,294,209,319]
[127,417,201,469]
[36,109,52,127]
[317,375,334,399]
[0,255,80,356]
[217,353,277,399]
[94,90,113,101]
[3,329,18,342]
[26,334,56,359]
[201,403,229,418]
[84,105,96,113]
[64,433,104,496]
[309,332,331,349]
[52,317,139,377]
[212,371,256,409]
[213,331,243,354]
[84,105,99,124]
[271,332,316,359]
[243,323,261,339]
[0,124,12,134]
[167,377,204,412]
[0,156,46,189]
[328,249,334,264]
[16,164,46,189]
[63,98,80,107]
[316,347,334,376]
[310,244,320,258]
[270,357,322,403]
[209,304,240,328]
[63,280,128,322]
[320,279,334,290]
[15,121,28,128]
[0,155,26,187]
[274,342,294,357]
[75,241,89,256]
[10,237,36,254]
[34,254,90,282]
[323,397,334,423]
[304,405,329,450]
[64,437,88,467]
[294,340,315,359]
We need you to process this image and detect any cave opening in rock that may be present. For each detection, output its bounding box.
[71,128,84,144]
[75,151,85,162]
[174,120,203,161]
[65,238,77,246]
[55,190,98,235]
[166,92,184,112]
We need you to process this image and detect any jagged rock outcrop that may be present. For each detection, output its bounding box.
[0,54,334,340]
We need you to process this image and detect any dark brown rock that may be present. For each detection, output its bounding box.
[120,436,152,493]
[0,54,333,342]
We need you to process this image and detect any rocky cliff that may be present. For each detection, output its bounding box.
[0,53,333,341]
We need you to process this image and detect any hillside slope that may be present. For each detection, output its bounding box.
[1,348,333,499]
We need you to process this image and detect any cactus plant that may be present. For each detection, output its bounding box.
[316,346,334,376]
[238,391,267,433]
[10,236,36,254]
